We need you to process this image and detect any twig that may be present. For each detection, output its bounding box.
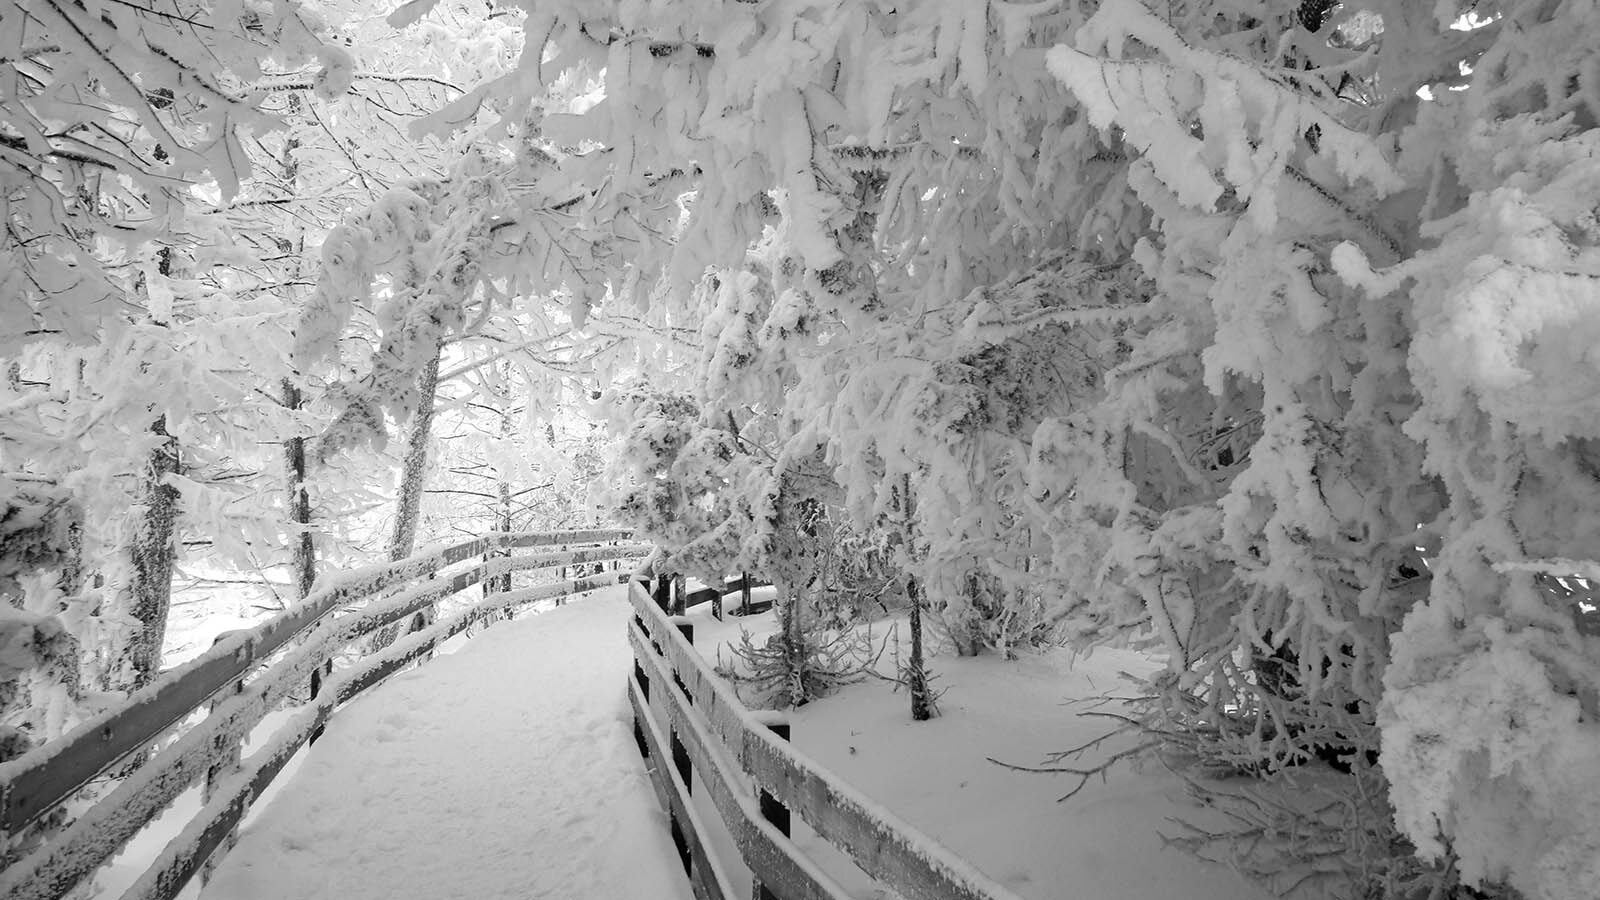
[987,740,1155,801]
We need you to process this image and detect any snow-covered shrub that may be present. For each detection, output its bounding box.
[715,623,872,709]
[600,384,756,583]
[1328,67,1600,900]
[1165,763,1490,900]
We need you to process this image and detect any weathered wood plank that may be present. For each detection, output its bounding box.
[339,573,619,703]
[628,678,733,900]
[0,572,451,900]
[0,543,458,833]
[0,537,641,837]
[678,574,766,613]
[507,528,633,549]
[120,571,623,900]
[123,699,329,900]
[627,580,1025,900]
[628,619,847,900]
[439,543,651,599]
[1,542,639,900]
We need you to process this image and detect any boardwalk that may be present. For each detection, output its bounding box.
[200,585,693,900]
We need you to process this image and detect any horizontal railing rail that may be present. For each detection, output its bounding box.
[650,572,771,620]
[0,530,642,900]
[627,570,1025,900]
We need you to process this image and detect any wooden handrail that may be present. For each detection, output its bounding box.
[128,572,622,900]
[656,573,770,619]
[0,528,632,836]
[628,574,1026,900]
[0,532,642,900]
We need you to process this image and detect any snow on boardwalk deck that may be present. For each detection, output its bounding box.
[201,586,693,900]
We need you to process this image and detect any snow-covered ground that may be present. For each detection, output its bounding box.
[197,585,692,900]
[689,591,1277,900]
[111,579,1276,900]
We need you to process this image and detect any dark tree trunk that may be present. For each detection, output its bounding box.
[778,582,808,707]
[901,474,932,720]
[276,115,316,602]
[907,576,931,721]
[283,379,317,599]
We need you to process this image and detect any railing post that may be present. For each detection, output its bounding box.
[653,574,672,611]
[201,665,246,885]
[629,595,652,758]
[669,617,694,707]
[667,617,695,874]
[669,617,694,794]
[633,658,650,701]
[752,711,791,900]
[309,658,334,744]
[671,574,687,615]
[741,572,752,613]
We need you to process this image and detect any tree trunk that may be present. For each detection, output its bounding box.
[276,116,316,602]
[478,398,513,631]
[778,582,808,708]
[901,474,932,720]
[907,577,932,720]
[491,485,513,591]
[955,572,985,657]
[283,379,317,599]
[123,416,180,689]
[386,341,441,562]
[371,339,443,650]
[492,399,514,596]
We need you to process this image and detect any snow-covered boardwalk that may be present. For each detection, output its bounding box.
[200,586,693,900]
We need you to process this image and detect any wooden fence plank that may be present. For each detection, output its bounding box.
[628,619,847,900]
[628,679,733,900]
[0,572,454,900]
[338,573,619,703]
[508,529,634,550]
[626,580,1025,900]
[125,699,328,900]
[0,539,647,836]
[0,538,643,900]
[121,570,626,900]
[0,539,468,833]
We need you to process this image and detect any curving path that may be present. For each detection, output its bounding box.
[200,585,693,900]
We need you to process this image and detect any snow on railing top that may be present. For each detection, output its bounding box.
[0,532,641,900]
[0,528,631,836]
[628,573,1026,900]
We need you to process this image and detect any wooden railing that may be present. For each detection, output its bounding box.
[627,571,1026,900]
[649,572,771,620]
[0,529,645,900]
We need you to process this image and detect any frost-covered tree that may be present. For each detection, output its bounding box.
[423,371,613,546]
[1042,0,1600,895]
[0,0,445,736]
[324,0,1600,894]
[0,0,344,344]
[1,0,346,689]
[603,381,879,707]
